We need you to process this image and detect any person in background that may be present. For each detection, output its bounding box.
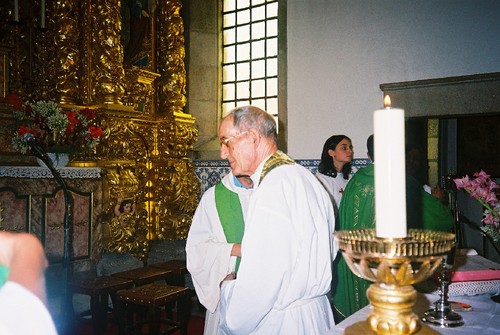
[405,143,428,189]
[316,135,354,216]
[186,172,253,334]
[406,143,447,202]
[0,232,57,335]
[208,105,335,334]
[332,135,454,323]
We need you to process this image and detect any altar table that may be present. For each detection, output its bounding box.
[0,166,102,272]
[327,291,500,334]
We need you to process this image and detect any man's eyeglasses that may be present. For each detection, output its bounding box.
[220,130,249,147]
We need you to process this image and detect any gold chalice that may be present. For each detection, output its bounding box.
[335,229,455,335]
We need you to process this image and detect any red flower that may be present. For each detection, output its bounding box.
[17,126,42,139]
[9,97,103,154]
[17,125,32,136]
[81,108,97,120]
[65,111,79,133]
[89,126,103,139]
[24,104,33,116]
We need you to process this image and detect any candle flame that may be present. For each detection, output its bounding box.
[383,95,391,108]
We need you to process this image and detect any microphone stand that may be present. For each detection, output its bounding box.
[30,147,73,334]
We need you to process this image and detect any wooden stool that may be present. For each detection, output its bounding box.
[150,260,188,286]
[112,266,172,287]
[116,283,192,335]
[69,275,134,334]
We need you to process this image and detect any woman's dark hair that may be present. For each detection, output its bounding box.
[318,135,352,179]
[367,134,374,161]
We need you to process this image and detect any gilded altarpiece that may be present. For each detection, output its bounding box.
[0,0,199,261]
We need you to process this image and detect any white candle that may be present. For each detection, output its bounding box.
[374,95,407,238]
[14,0,19,21]
[41,0,45,28]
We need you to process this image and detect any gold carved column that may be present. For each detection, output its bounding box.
[52,0,81,104]
[89,0,125,105]
[157,0,187,116]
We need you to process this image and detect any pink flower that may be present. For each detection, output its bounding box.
[454,171,500,229]
[454,175,470,190]
[473,170,490,181]
[483,211,500,227]
[470,187,489,200]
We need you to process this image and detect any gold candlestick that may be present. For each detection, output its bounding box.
[335,229,455,335]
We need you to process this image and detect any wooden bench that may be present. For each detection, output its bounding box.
[116,283,192,335]
[69,275,134,334]
[149,260,188,286]
[111,266,173,287]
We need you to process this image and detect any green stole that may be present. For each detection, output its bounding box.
[215,182,245,272]
[213,151,295,272]
[0,264,9,287]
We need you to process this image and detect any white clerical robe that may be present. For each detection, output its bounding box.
[219,160,336,334]
[315,172,350,215]
[0,282,58,335]
[186,172,253,334]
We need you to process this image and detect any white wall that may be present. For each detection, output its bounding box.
[287,0,500,159]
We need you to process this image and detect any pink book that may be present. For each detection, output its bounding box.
[449,254,500,282]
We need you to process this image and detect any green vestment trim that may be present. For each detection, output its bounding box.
[0,264,9,287]
[259,150,295,185]
[215,182,245,272]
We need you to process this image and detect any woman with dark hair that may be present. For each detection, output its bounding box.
[316,135,354,214]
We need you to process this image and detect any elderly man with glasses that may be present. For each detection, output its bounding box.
[187,105,336,334]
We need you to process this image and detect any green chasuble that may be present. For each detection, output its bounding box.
[215,182,245,272]
[332,164,454,323]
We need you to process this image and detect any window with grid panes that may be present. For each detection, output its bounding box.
[222,0,278,124]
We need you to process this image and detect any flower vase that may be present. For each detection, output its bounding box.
[36,153,70,168]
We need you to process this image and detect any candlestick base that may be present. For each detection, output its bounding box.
[336,229,455,335]
[344,321,441,335]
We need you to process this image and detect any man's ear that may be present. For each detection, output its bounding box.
[248,128,260,144]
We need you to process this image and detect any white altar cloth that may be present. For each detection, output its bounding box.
[327,291,500,334]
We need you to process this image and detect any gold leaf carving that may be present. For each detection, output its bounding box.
[3,0,199,259]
